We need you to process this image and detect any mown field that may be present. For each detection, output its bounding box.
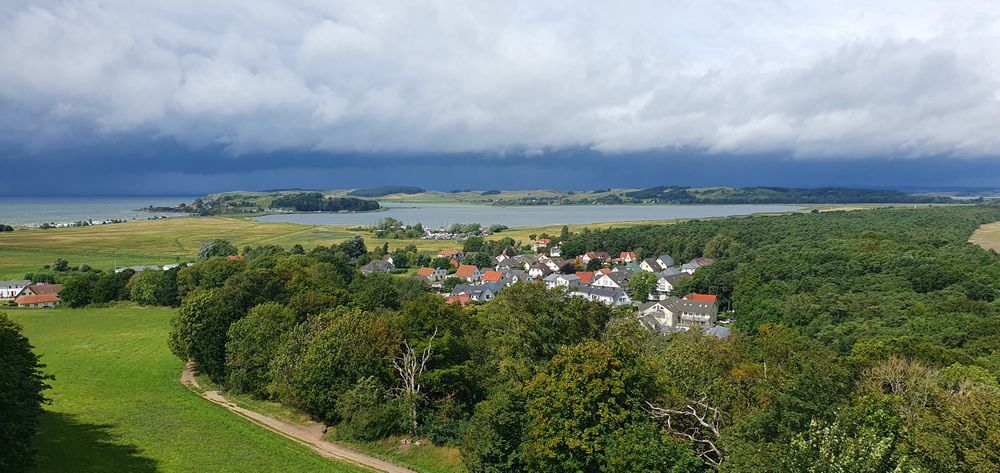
[970,220,1000,252]
[8,306,368,473]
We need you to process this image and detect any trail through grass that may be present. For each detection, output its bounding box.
[9,306,368,473]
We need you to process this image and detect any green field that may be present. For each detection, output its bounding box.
[8,306,368,473]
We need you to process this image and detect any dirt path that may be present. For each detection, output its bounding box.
[180,362,415,473]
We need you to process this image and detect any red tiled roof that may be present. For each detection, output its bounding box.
[227,255,245,261]
[536,238,550,244]
[481,271,503,283]
[597,268,613,275]
[576,272,595,284]
[449,258,460,268]
[16,294,60,305]
[446,294,471,306]
[416,267,434,277]
[455,265,479,278]
[25,284,63,295]
[685,293,718,303]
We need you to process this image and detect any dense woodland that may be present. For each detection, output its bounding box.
[18,206,1000,471]
[270,193,381,212]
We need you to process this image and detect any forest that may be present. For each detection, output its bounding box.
[270,193,381,212]
[157,205,1000,471]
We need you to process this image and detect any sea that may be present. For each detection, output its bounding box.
[254,202,801,228]
[0,196,201,226]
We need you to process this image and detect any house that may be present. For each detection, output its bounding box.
[450,284,496,302]
[655,272,691,298]
[549,245,561,257]
[569,286,632,306]
[575,271,596,285]
[684,293,718,303]
[617,251,638,263]
[480,271,508,286]
[674,297,718,326]
[227,255,245,262]
[114,265,161,274]
[544,273,581,289]
[542,258,564,272]
[656,255,676,269]
[414,267,447,283]
[639,258,662,273]
[455,265,482,283]
[437,249,464,261]
[625,261,642,273]
[637,296,719,332]
[682,257,716,274]
[531,238,551,251]
[592,271,631,289]
[658,266,682,277]
[582,251,611,265]
[17,283,63,297]
[15,294,60,308]
[361,260,395,274]
[499,269,529,285]
[382,254,395,265]
[449,258,461,268]
[527,264,553,279]
[637,300,682,333]
[0,280,31,300]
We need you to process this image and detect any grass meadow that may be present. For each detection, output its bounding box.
[7,306,368,473]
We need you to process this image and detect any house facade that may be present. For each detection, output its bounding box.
[570,286,632,306]
[0,280,31,300]
[361,260,395,274]
[455,265,482,282]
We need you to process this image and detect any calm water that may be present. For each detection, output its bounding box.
[254,202,801,228]
[0,196,200,225]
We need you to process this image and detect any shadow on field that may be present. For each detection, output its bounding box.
[32,411,159,472]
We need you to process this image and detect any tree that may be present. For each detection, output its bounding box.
[520,341,656,472]
[338,236,368,259]
[463,236,485,253]
[585,258,604,271]
[288,309,401,421]
[225,303,296,397]
[431,257,453,270]
[60,273,99,307]
[628,271,656,301]
[392,328,437,434]
[291,244,305,255]
[0,313,51,472]
[335,377,405,441]
[51,258,69,271]
[462,388,527,473]
[197,239,237,259]
[128,270,163,305]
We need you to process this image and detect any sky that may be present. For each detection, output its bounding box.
[2,1,1000,195]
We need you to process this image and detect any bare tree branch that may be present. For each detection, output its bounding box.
[647,393,726,470]
[392,327,438,434]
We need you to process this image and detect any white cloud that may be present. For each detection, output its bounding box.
[1,0,999,158]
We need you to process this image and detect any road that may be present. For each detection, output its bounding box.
[180,362,416,473]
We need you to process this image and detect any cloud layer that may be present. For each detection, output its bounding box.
[2,0,1000,159]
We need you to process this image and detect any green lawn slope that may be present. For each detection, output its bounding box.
[9,306,367,473]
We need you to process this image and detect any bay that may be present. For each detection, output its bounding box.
[0,196,200,226]
[254,202,801,228]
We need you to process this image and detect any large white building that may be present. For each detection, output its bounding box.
[0,280,31,300]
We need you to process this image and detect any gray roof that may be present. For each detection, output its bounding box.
[361,260,394,273]
[657,255,675,266]
[451,284,494,298]
[642,257,660,268]
[603,271,631,285]
[658,272,690,286]
[657,267,682,277]
[0,279,31,287]
[573,285,626,299]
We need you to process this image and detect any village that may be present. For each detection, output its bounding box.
[361,237,729,338]
[4,235,727,339]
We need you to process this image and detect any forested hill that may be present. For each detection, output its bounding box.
[622,186,955,204]
[270,193,380,212]
[562,205,1000,352]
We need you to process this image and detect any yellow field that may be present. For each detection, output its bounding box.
[0,216,460,279]
[970,221,1000,252]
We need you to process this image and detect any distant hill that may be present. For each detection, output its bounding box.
[347,186,425,197]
